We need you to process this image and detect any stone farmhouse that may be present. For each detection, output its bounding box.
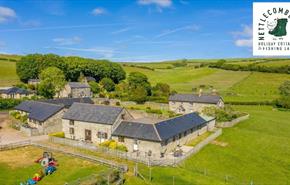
[112,113,215,157]
[14,98,94,135]
[62,103,132,142]
[61,102,216,157]
[0,87,33,99]
[169,93,224,114]
[59,82,91,98]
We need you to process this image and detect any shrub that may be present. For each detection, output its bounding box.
[202,106,246,122]
[145,108,162,114]
[0,98,22,110]
[49,132,65,138]
[116,144,128,152]
[99,140,128,152]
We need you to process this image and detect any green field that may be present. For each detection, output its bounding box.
[124,66,290,102]
[126,106,290,185]
[0,60,20,86]
[0,146,108,185]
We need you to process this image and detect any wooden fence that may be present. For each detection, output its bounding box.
[0,140,128,172]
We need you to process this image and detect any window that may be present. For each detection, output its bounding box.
[69,127,74,134]
[97,131,108,139]
[97,131,102,138]
[118,136,124,142]
[69,120,74,125]
[102,132,108,139]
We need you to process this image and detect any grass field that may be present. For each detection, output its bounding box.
[124,66,290,102]
[126,106,290,185]
[0,146,108,185]
[224,72,290,102]
[0,60,20,86]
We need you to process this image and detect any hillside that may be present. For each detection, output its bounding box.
[1,55,290,103]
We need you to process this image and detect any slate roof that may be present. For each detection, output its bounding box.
[85,76,96,82]
[62,103,123,125]
[113,112,213,142]
[68,82,90,88]
[14,101,64,122]
[169,94,222,104]
[2,87,30,95]
[39,97,94,108]
[155,113,209,141]
[112,121,160,142]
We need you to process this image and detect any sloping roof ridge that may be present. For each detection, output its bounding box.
[153,124,162,141]
[34,100,65,108]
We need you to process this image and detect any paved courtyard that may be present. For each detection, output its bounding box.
[0,112,48,145]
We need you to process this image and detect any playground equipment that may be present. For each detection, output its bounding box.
[20,151,58,185]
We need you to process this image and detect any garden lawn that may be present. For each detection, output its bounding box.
[126,106,290,185]
[0,146,108,185]
[0,60,19,87]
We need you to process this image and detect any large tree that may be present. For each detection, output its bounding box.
[128,72,151,95]
[38,67,66,98]
[100,77,115,92]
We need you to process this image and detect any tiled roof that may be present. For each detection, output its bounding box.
[39,97,94,108]
[68,82,90,88]
[62,103,123,125]
[169,94,222,104]
[15,101,64,122]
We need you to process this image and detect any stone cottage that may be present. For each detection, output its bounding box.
[59,82,91,98]
[112,113,215,157]
[62,103,132,142]
[169,93,224,114]
[14,101,65,134]
[0,87,33,99]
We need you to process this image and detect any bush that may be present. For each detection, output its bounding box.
[116,144,128,152]
[99,140,128,152]
[202,106,246,122]
[145,107,162,114]
[49,132,65,138]
[0,98,22,110]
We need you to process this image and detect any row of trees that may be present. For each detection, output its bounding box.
[16,54,126,83]
[209,60,290,74]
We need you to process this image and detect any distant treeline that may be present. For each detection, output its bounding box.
[122,64,155,71]
[209,60,290,74]
[16,54,126,83]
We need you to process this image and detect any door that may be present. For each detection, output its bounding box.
[133,139,139,151]
[85,129,92,141]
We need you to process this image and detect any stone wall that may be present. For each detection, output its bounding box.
[28,109,64,134]
[71,87,91,98]
[217,114,249,128]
